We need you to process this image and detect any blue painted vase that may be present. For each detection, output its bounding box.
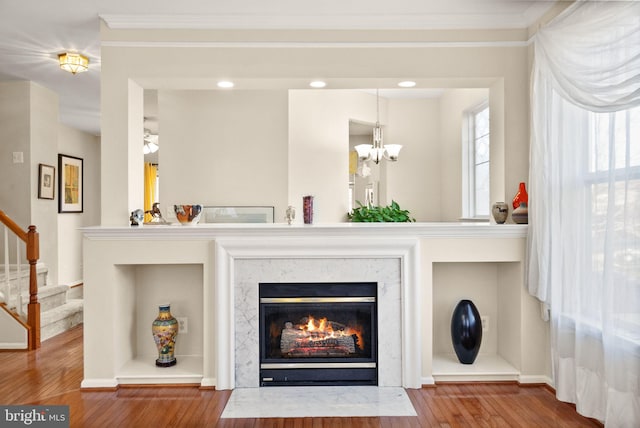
[152,304,179,367]
[450,299,483,364]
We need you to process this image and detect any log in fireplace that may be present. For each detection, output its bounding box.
[259,282,378,386]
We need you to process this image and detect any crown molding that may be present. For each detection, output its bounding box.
[101,40,530,48]
[100,12,541,31]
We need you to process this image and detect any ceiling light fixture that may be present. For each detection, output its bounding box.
[398,81,416,88]
[58,52,89,74]
[143,129,159,154]
[354,89,402,164]
[309,81,326,88]
[217,80,234,88]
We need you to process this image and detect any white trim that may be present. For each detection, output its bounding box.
[101,40,530,49]
[100,13,543,32]
[0,342,28,350]
[82,223,527,241]
[518,375,554,386]
[201,377,216,388]
[421,376,436,386]
[435,373,520,382]
[213,236,421,390]
[80,379,119,389]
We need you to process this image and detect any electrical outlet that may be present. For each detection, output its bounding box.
[177,317,188,334]
[481,315,489,333]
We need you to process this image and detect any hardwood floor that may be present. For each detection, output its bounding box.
[0,325,602,427]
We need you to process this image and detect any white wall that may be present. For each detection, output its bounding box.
[57,124,100,286]
[159,90,288,221]
[0,81,31,263]
[30,83,60,286]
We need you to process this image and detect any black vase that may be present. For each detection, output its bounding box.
[450,299,483,364]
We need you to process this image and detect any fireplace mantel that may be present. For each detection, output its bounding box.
[82,222,527,240]
[81,222,549,390]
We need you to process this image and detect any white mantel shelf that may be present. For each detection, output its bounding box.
[82,222,527,240]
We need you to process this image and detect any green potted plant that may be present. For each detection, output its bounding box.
[348,200,415,222]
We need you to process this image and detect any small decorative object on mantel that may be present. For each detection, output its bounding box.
[348,200,415,222]
[145,202,169,225]
[151,304,179,367]
[451,299,483,364]
[285,205,296,225]
[174,204,202,225]
[129,209,144,226]
[491,202,509,224]
[303,195,314,224]
[512,202,529,224]
[512,182,528,209]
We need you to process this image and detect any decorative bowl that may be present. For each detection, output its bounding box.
[174,204,203,225]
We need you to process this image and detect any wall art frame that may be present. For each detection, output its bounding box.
[38,163,55,200]
[58,154,83,213]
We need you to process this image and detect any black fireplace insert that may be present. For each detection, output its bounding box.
[259,282,378,386]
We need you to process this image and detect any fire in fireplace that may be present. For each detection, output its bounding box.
[259,282,378,386]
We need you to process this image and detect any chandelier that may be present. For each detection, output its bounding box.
[354,89,402,164]
[58,52,89,74]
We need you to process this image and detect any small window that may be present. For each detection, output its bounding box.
[462,102,490,219]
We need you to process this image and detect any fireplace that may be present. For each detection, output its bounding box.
[259,282,378,386]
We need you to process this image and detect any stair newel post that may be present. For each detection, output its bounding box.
[26,225,40,349]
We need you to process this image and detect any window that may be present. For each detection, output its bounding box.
[585,106,640,325]
[462,102,490,219]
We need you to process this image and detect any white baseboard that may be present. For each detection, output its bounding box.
[201,377,217,388]
[0,341,28,349]
[80,378,119,389]
[519,375,553,386]
[420,376,436,386]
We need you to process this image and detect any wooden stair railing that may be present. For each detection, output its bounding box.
[0,210,40,350]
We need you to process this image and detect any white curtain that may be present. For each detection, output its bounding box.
[528,2,640,426]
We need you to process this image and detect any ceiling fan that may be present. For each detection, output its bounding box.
[143,128,159,154]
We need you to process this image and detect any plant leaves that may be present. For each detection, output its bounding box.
[348,200,415,223]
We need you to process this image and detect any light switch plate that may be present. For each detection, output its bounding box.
[12,152,24,163]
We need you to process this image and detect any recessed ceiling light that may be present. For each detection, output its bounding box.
[309,81,327,88]
[398,81,416,88]
[217,80,234,88]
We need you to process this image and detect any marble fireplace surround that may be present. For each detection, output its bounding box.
[214,236,421,390]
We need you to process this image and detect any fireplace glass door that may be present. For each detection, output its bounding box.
[259,282,377,386]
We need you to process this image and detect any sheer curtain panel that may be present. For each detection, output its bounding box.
[528,2,640,426]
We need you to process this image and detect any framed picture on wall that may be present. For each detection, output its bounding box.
[38,163,55,200]
[58,154,83,213]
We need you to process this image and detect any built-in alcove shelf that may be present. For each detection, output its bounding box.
[431,261,525,383]
[117,356,203,385]
[100,262,207,387]
[432,354,519,382]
